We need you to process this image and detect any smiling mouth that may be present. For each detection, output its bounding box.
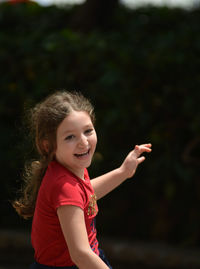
[74,149,90,157]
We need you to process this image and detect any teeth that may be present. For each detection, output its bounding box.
[75,150,89,157]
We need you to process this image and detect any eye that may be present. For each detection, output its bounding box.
[85,128,94,135]
[65,135,75,141]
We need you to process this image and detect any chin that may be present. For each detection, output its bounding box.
[85,160,92,168]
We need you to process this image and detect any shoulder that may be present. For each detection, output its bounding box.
[46,160,71,179]
[41,161,86,209]
[43,161,81,191]
[43,161,75,184]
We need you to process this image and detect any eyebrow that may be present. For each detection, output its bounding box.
[62,124,94,135]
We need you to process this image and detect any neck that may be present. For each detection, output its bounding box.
[66,166,85,180]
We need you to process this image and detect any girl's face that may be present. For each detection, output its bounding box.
[55,110,97,179]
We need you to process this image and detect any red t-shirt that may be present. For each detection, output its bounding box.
[31,160,99,266]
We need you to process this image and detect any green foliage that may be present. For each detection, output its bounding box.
[0,3,200,246]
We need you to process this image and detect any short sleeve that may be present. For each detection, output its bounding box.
[50,175,85,211]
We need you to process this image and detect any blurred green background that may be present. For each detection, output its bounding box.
[0,0,200,267]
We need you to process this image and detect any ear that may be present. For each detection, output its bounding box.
[42,139,49,153]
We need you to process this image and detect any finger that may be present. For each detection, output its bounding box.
[134,145,151,155]
[132,145,140,157]
[140,143,152,149]
[134,145,140,151]
[137,156,145,164]
[135,144,152,149]
[144,143,152,147]
[142,146,152,152]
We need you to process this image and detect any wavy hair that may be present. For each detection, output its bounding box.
[13,91,95,219]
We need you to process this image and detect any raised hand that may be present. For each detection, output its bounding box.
[119,143,152,179]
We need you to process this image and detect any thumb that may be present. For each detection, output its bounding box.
[137,156,145,164]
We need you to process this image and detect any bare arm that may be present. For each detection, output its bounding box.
[57,205,109,269]
[91,143,152,200]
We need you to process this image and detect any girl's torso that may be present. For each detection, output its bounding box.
[31,160,99,267]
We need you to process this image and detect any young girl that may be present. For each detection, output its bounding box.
[13,91,152,269]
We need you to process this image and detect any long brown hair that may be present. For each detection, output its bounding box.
[13,91,95,219]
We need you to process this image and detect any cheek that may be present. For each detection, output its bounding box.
[92,134,97,148]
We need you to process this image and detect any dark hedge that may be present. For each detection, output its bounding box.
[0,2,200,246]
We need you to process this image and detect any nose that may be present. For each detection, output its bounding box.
[78,134,88,148]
